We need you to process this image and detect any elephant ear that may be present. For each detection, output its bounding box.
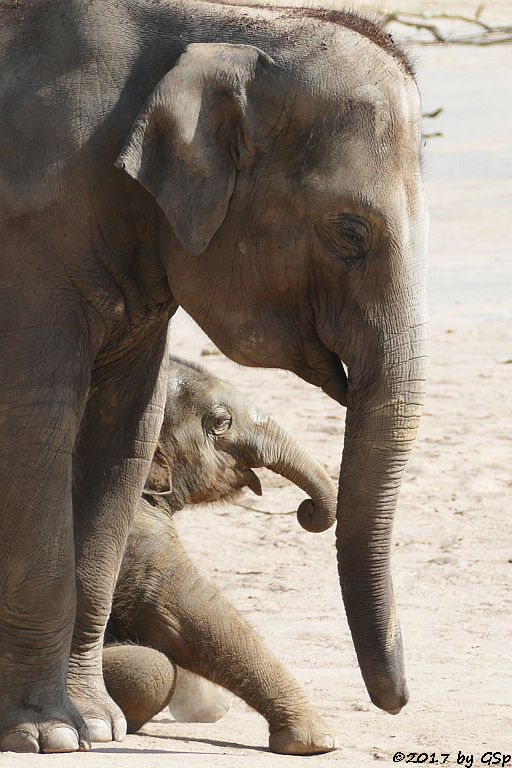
[144,446,172,496]
[116,43,275,256]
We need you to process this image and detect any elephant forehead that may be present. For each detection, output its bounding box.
[285,85,422,218]
[266,87,420,205]
[301,86,418,154]
[285,29,421,145]
[245,404,266,426]
[166,373,210,414]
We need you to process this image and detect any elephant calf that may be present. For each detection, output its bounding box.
[103,357,338,754]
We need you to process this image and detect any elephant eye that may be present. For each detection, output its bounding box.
[315,214,371,264]
[205,410,232,435]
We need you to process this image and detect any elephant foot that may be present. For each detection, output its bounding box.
[68,669,127,743]
[268,715,338,755]
[0,697,89,754]
[103,644,176,733]
[169,666,232,723]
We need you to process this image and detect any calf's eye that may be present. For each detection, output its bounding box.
[205,411,232,435]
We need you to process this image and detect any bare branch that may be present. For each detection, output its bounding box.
[382,8,512,46]
[383,12,447,42]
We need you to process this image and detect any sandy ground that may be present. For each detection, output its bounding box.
[4,5,512,768]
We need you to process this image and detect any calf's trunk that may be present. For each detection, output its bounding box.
[249,416,337,533]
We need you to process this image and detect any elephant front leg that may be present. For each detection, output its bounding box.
[68,330,169,744]
[167,573,338,755]
[113,512,337,755]
[0,325,91,753]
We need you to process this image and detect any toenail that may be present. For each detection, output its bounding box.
[315,734,337,750]
[41,726,79,753]
[1,731,40,753]
[114,718,127,741]
[86,718,111,742]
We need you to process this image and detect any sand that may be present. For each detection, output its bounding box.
[3,4,511,767]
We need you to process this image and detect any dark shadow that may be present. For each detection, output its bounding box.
[94,748,190,755]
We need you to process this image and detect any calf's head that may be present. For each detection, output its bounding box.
[144,357,336,533]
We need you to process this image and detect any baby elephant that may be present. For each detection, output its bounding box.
[103,357,338,755]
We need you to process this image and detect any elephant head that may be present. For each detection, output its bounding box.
[143,356,336,533]
[118,26,427,714]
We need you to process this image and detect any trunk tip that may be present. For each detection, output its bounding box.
[369,684,409,715]
[296,499,336,533]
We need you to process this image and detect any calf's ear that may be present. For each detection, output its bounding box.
[116,43,275,256]
[144,446,172,495]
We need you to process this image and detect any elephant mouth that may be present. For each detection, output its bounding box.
[208,469,262,505]
[243,469,262,497]
[298,346,348,407]
[320,358,348,406]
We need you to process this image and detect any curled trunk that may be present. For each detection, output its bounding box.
[249,416,337,533]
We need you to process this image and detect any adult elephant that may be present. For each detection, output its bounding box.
[0,0,428,755]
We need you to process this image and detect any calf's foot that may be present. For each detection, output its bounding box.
[269,713,338,755]
[103,644,175,733]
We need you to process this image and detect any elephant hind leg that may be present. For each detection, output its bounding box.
[102,645,176,733]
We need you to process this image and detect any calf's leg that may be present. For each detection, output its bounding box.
[110,504,337,755]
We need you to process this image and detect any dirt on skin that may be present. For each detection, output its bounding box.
[2,2,511,766]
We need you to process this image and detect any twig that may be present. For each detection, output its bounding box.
[384,12,446,42]
[387,10,496,32]
[423,107,444,118]
[234,502,296,516]
[422,107,444,140]
[475,2,485,21]
[382,9,512,46]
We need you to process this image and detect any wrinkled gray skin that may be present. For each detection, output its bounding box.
[104,356,338,753]
[134,356,337,531]
[0,0,428,755]
[108,511,335,755]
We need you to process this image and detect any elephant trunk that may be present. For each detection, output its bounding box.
[336,321,428,714]
[249,416,337,533]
